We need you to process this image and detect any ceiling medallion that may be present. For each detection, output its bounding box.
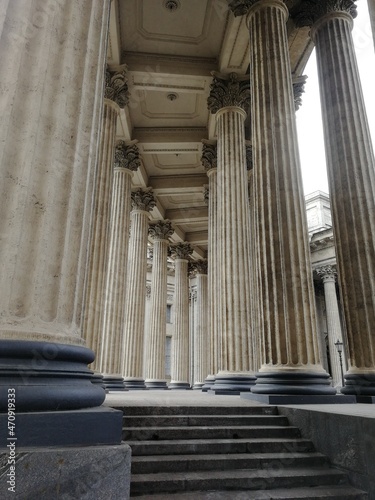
[167,93,178,101]
[164,0,181,12]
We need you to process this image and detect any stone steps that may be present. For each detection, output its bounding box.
[121,405,368,499]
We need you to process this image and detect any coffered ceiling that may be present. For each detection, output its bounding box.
[107,0,312,259]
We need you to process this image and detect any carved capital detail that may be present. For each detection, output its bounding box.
[169,242,193,260]
[114,141,141,172]
[105,68,129,108]
[131,189,156,212]
[203,186,209,205]
[316,265,337,282]
[291,0,357,27]
[246,144,253,171]
[146,285,151,299]
[207,73,250,114]
[229,0,258,17]
[149,220,174,241]
[189,259,208,277]
[201,142,217,171]
[293,75,308,111]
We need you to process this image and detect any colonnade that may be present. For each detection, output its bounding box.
[1,0,374,411]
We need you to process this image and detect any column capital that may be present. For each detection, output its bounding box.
[316,265,337,282]
[246,143,253,171]
[149,220,174,241]
[203,185,209,205]
[105,67,129,108]
[131,188,156,212]
[207,72,250,114]
[291,0,357,28]
[229,0,288,18]
[201,141,217,171]
[169,243,193,261]
[114,141,141,172]
[293,75,308,111]
[189,259,208,277]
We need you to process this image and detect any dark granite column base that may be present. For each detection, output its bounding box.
[0,407,123,448]
[168,382,191,390]
[0,340,105,411]
[91,372,105,388]
[201,375,215,392]
[355,396,375,404]
[102,376,127,391]
[144,380,169,390]
[210,373,256,395]
[0,443,131,499]
[341,373,375,397]
[123,379,147,390]
[193,383,204,390]
[241,393,356,404]
[251,370,336,396]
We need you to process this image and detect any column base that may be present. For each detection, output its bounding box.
[168,382,191,390]
[145,380,169,390]
[201,374,216,392]
[341,373,375,396]
[251,370,336,395]
[102,375,127,391]
[193,382,204,390]
[91,372,105,388]
[0,340,105,411]
[241,393,356,405]
[123,378,147,390]
[0,407,123,447]
[210,373,256,395]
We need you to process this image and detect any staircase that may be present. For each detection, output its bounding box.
[120,404,367,499]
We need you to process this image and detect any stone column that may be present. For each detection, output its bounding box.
[207,73,256,393]
[293,0,375,396]
[229,0,334,396]
[368,0,375,53]
[99,142,140,389]
[144,221,174,390]
[83,68,129,373]
[190,261,209,390]
[121,189,156,389]
[0,0,110,411]
[316,266,347,387]
[201,142,219,390]
[169,243,193,389]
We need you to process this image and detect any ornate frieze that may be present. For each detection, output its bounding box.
[114,141,141,171]
[291,0,357,27]
[207,73,250,114]
[201,142,217,171]
[293,75,308,111]
[149,220,174,241]
[228,0,258,17]
[105,68,129,108]
[131,189,156,212]
[169,242,193,261]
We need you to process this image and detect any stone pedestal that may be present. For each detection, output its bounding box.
[83,68,128,373]
[144,221,174,390]
[122,189,156,389]
[207,74,256,394]
[0,0,110,410]
[293,0,375,396]
[99,142,140,390]
[229,0,334,395]
[169,244,193,390]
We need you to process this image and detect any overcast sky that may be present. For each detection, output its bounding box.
[297,0,375,195]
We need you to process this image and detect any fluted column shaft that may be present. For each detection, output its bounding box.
[0,0,110,410]
[169,243,192,389]
[83,99,118,370]
[144,221,173,389]
[317,267,346,387]
[368,0,375,52]
[308,6,375,394]
[244,0,333,394]
[100,143,139,378]
[122,190,155,389]
[193,272,208,389]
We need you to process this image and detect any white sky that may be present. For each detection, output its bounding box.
[297,0,375,195]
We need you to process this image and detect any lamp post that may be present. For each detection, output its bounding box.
[334,339,345,388]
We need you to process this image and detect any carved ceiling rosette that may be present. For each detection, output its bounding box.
[114,141,141,172]
[207,72,250,114]
[148,220,174,241]
[201,142,217,171]
[131,188,156,212]
[169,242,193,261]
[291,0,357,27]
[105,67,129,108]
